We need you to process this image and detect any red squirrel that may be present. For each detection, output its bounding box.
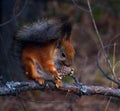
[16,18,75,87]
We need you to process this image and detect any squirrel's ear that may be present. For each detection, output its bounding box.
[58,15,72,40]
[61,22,72,40]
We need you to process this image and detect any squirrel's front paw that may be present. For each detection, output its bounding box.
[55,79,63,88]
[35,77,45,85]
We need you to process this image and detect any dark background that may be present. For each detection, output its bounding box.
[0,0,120,111]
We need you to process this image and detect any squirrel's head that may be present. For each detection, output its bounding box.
[58,18,74,66]
[60,38,75,67]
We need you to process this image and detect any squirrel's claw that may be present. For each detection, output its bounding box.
[70,68,74,76]
[56,75,62,80]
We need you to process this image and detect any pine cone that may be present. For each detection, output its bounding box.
[35,59,74,80]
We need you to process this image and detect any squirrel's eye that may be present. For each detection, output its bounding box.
[62,52,66,57]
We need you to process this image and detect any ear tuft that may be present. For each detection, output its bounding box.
[60,16,72,40]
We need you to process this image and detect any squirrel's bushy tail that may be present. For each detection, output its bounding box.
[16,18,72,43]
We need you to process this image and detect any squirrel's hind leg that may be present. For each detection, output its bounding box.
[23,58,45,85]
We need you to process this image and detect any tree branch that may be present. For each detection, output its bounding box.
[0,81,120,98]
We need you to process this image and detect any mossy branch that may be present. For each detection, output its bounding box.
[0,80,120,98]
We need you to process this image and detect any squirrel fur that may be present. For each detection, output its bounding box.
[15,18,75,87]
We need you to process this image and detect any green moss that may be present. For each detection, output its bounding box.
[94,71,104,85]
[62,76,74,84]
[18,107,25,111]
[93,8,105,21]
[62,4,69,11]
[109,0,120,8]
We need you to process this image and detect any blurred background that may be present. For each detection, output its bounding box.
[0,0,120,111]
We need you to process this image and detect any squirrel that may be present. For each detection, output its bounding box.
[15,18,75,87]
